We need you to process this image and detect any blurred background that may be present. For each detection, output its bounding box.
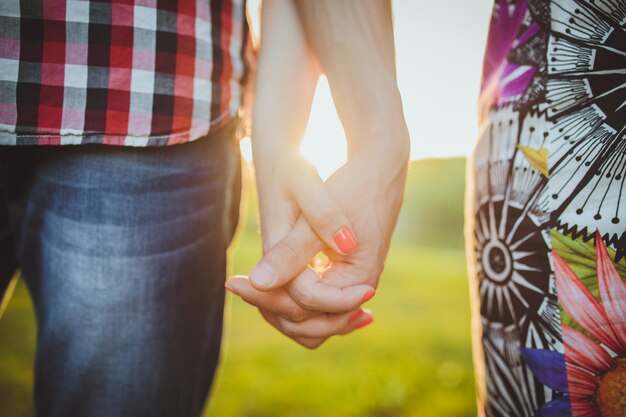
[0,1,493,416]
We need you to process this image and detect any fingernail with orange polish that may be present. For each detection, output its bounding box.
[348,309,364,324]
[356,315,374,329]
[361,289,376,304]
[334,226,358,254]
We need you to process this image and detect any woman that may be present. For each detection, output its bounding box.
[246,0,626,414]
[467,0,626,415]
[230,0,625,415]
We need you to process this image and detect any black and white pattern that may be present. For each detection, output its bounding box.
[471,108,562,417]
[471,1,626,416]
[547,0,626,256]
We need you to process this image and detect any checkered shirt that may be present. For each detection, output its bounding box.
[0,0,253,146]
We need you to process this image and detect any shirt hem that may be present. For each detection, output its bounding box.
[0,110,237,148]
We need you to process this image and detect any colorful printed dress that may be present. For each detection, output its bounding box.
[466,0,626,416]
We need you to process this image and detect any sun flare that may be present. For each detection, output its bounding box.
[241,0,494,178]
[299,77,348,180]
[239,76,348,181]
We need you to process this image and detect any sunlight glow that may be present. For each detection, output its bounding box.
[299,77,347,180]
[239,136,253,162]
[239,77,348,181]
[241,0,494,175]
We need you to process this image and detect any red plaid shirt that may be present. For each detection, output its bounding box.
[0,0,253,146]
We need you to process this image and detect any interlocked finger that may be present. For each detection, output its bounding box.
[286,266,375,313]
[226,276,318,322]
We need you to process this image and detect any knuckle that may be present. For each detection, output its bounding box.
[292,286,319,310]
[312,324,336,340]
[270,239,300,267]
[368,272,382,287]
[318,208,343,232]
[302,338,326,350]
[276,319,297,338]
[282,305,310,323]
[327,320,345,335]
[355,264,382,287]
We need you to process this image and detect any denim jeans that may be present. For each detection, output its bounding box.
[0,120,242,417]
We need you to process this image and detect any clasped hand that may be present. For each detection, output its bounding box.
[226,143,407,349]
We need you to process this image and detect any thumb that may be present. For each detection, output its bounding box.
[249,217,323,290]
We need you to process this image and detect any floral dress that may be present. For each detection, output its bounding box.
[466,0,626,416]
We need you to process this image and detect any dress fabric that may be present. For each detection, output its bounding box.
[467,0,626,416]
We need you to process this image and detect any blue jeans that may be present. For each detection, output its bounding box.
[0,121,242,417]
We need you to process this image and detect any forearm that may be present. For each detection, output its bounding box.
[252,0,323,250]
[294,0,410,161]
[252,0,319,163]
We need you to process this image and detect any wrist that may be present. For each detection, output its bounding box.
[348,116,410,174]
[251,130,300,166]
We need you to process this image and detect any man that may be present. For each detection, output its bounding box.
[1,0,250,415]
[0,0,408,416]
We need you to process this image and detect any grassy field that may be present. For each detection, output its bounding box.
[0,158,477,417]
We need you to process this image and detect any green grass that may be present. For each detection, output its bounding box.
[0,159,477,417]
